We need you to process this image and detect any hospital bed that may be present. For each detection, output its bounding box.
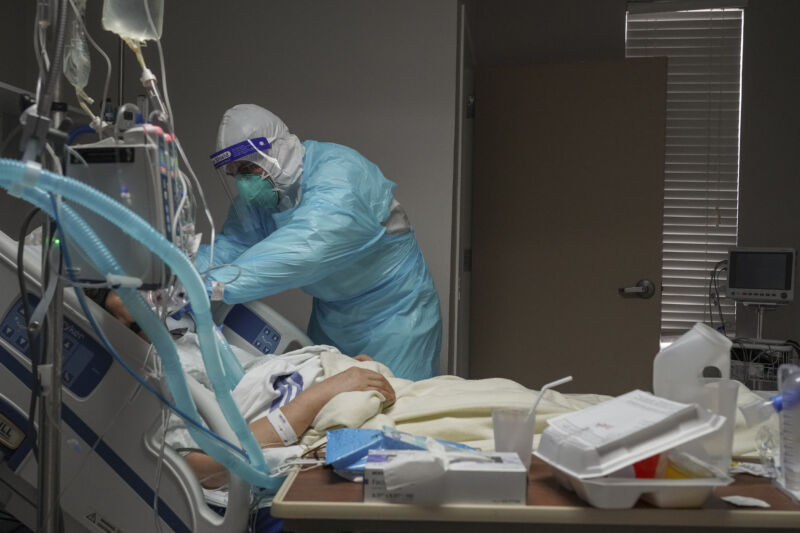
[0,229,312,532]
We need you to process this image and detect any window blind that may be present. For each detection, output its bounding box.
[626,8,743,339]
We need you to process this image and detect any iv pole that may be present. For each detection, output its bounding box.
[743,302,778,341]
[19,0,69,531]
[37,222,64,533]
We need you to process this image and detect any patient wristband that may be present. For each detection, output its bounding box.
[267,409,298,446]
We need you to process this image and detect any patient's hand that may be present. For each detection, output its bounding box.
[354,354,374,362]
[104,291,136,328]
[321,367,395,404]
[103,291,150,342]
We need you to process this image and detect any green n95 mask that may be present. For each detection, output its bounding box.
[236,174,279,209]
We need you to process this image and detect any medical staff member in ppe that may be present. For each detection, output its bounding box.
[198,104,441,381]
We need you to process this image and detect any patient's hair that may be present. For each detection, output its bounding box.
[84,287,110,308]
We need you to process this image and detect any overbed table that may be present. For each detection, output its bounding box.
[272,457,800,532]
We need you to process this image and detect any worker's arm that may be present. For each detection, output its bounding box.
[185,366,395,489]
[206,156,393,304]
[194,195,268,273]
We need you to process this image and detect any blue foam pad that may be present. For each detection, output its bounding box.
[326,428,383,469]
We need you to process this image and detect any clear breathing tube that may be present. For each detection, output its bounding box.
[0,158,281,490]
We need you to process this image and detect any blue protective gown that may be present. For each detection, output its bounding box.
[197,141,442,380]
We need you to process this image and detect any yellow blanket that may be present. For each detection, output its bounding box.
[303,350,777,458]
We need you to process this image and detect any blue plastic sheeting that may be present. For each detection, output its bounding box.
[198,141,441,380]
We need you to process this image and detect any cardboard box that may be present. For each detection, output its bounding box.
[363,450,527,505]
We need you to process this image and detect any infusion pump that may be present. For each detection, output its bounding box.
[64,125,183,289]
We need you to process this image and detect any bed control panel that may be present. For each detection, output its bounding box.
[0,295,113,398]
[223,304,282,355]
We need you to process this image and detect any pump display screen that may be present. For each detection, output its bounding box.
[727,249,795,303]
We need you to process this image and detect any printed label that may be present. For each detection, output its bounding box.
[0,414,23,450]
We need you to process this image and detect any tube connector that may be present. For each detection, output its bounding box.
[140,67,157,87]
[138,68,168,123]
[210,281,225,301]
[89,116,108,134]
[106,274,143,289]
[19,112,52,148]
[8,161,42,198]
[37,364,54,396]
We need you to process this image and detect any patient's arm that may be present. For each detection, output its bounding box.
[186,366,395,489]
[94,291,393,488]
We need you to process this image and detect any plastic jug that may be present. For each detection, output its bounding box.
[653,323,736,473]
[654,323,732,398]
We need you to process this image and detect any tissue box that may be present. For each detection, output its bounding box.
[363,450,527,505]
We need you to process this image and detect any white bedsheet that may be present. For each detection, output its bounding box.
[168,340,776,460]
[302,348,777,458]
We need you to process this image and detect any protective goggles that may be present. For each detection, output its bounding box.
[209,137,272,170]
[211,137,283,228]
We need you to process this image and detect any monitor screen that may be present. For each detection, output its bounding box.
[727,248,795,303]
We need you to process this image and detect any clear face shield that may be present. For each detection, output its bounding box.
[210,137,282,229]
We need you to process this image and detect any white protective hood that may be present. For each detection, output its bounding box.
[215,104,305,210]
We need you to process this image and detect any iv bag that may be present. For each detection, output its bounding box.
[102,0,164,42]
[63,0,90,92]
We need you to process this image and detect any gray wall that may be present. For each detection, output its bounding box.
[465,0,626,66]
[737,0,800,340]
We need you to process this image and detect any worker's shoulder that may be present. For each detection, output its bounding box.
[303,140,373,166]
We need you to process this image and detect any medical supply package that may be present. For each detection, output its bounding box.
[363,449,527,505]
[326,427,475,478]
[534,390,734,509]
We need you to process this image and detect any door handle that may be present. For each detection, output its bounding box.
[618,279,655,299]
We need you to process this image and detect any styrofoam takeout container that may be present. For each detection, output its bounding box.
[534,390,734,508]
[548,459,733,509]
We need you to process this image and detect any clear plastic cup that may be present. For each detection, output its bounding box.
[675,379,739,473]
[492,408,534,471]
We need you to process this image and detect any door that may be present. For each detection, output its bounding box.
[470,59,666,395]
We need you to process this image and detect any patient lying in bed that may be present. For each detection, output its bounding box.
[86,289,396,490]
[90,290,775,497]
